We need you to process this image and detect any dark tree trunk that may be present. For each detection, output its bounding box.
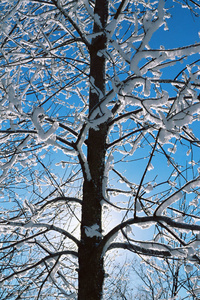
[78,1,108,299]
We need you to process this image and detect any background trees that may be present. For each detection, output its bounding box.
[130,256,200,299]
[1,0,200,299]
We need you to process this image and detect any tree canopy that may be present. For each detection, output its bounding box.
[0,0,200,299]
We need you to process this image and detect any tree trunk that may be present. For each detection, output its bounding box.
[78,1,108,299]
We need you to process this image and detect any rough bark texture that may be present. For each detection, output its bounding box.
[78,1,108,299]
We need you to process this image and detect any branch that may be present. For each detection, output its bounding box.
[51,0,90,49]
[56,136,76,148]
[188,0,200,8]
[107,242,172,258]
[45,117,78,138]
[0,129,36,134]
[0,250,78,285]
[2,221,79,246]
[99,215,200,255]
[0,229,49,251]
[154,175,200,216]
[106,126,148,149]
[88,76,144,119]
[40,196,82,210]
[134,130,160,217]
[108,108,143,127]
[113,0,128,20]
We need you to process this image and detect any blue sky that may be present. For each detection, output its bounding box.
[152,1,200,48]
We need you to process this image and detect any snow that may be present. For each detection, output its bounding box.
[1,0,200,297]
[135,240,188,258]
[144,184,153,194]
[102,232,118,257]
[184,264,193,273]
[155,191,182,216]
[148,163,154,171]
[183,179,200,194]
[155,177,200,215]
[130,0,165,75]
[106,19,117,36]
[0,136,31,184]
[102,153,114,202]
[76,124,92,181]
[84,224,102,238]
[170,248,187,258]
[32,107,59,142]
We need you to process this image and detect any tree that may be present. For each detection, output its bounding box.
[110,226,200,299]
[1,0,200,299]
[130,256,200,299]
[130,185,200,300]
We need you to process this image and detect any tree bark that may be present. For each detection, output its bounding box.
[78,1,108,299]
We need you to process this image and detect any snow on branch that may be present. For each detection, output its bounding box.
[84,224,102,238]
[154,176,200,216]
[0,250,78,289]
[107,242,172,258]
[1,220,79,246]
[39,196,82,211]
[51,0,91,48]
[32,107,59,142]
[130,0,166,75]
[99,215,200,258]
